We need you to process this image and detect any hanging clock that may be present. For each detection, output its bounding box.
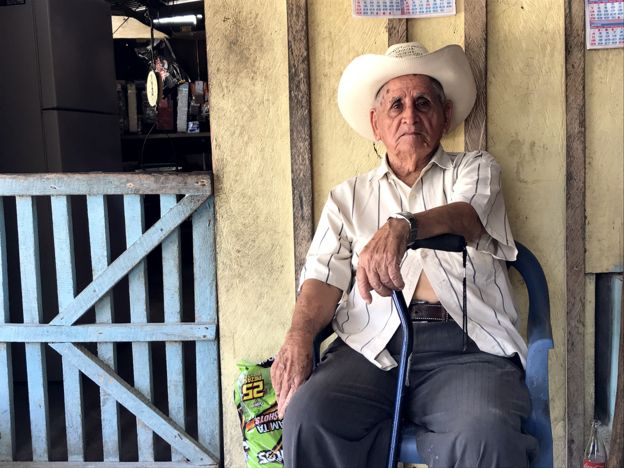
[146,69,162,107]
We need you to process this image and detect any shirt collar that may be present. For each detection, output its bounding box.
[368,145,452,183]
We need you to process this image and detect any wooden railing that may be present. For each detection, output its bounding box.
[0,173,220,466]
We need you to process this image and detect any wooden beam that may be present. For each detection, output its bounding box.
[388,19,407,46]
[464,0,487,151]
[8,463,207,467]
[286,0,314,289]
[565,0,586,465]
[0,323,216,342]
[0,173,211,196]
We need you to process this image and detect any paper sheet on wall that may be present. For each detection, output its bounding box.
[585,0,624,49]
[352,0,455,18]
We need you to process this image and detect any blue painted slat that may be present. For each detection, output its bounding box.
[50,342,218,465]
[50,194,208,327]
[51,196,84,461]
[0,198,9,322]
[0,172,212,196]
[87,195,120,461]
[0,344,13,462]
[124,195,154,461]
[193,197,220,457]
[0,323,215,342]
[160,195,186,462]
[15,196,50,461]
[0,197,15,462]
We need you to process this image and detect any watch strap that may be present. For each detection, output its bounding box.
[389,211,418,247]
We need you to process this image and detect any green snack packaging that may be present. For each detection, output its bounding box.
[234,357,284,467]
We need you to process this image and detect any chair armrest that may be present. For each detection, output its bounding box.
[511,243,553,345]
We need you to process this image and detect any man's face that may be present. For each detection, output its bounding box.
[370,74,452,162]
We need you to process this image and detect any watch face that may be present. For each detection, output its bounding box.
[146,70,160,107]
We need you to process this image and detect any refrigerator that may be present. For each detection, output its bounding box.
[0,0,124,382]
[0,0,121,172]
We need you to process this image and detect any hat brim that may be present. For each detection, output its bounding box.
[337,44,476,141]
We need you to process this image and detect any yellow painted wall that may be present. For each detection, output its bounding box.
[488,1,567,462]
[204,2,294,465]
[586,48,624,273]
[308,1,387,219]
[205,1,622,467]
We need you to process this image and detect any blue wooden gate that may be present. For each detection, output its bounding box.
[0,173,220,466]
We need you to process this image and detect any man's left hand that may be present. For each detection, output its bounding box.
[356,218,409,303]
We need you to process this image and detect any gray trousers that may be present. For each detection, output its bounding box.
[283,322,537,468]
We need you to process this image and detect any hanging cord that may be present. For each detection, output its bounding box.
[195,38,201,81]
[462,247,468,351]
[149,11,155,68]
[138,122,156,168]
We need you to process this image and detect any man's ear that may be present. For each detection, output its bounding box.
[370,108,380,140]
[444,100,454,133]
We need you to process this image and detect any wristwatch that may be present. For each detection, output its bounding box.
[389,211,419,248]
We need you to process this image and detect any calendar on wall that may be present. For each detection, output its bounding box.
[585,0,624,49]
[352,0,455,18]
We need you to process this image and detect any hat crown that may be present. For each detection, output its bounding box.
[338,43,476,141]
[385,42,430,59]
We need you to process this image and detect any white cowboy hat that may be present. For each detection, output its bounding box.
[337,42,477,141]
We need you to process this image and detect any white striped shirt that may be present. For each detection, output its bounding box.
[300,146,528,370]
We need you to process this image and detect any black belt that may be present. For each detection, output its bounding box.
[408,301,452,322]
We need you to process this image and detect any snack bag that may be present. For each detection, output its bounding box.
[234,358,284,467]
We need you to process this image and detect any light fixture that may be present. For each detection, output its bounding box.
[164,0,203,5]
[153,14,201,25]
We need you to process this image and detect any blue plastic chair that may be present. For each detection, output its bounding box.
[313,238,554,468]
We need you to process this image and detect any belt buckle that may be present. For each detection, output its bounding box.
[409,301,449,322]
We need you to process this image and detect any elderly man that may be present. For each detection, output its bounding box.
[272,42,537,468]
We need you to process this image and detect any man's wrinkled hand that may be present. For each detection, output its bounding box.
[271,330,313,418]
[356,218,409,303]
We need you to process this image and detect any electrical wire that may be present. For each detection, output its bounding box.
[138,122,157,167]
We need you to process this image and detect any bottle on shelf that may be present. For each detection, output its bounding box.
[583,419,607,468]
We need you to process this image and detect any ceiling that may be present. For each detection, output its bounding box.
[106,0,205,36]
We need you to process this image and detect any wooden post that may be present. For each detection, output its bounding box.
[388,19,407,46]
[464,0,487,151]
[608,291,624,467]
[565,0,586,465]
[286,0,314,289]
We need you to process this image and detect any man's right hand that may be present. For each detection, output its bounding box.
[272,279,342,418]
[272,330,313,418]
